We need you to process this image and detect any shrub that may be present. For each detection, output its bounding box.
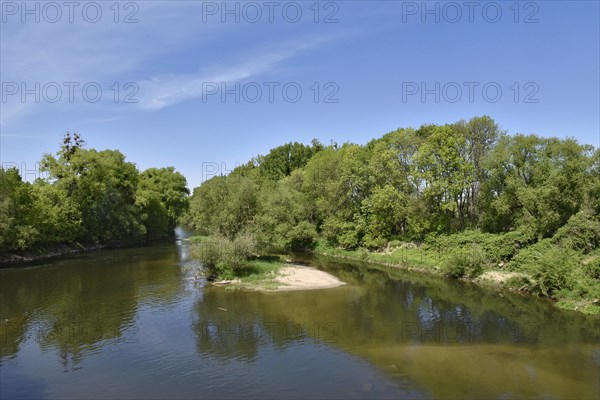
[527,247,576,297]
[482,231,534,263]
[388,240,402,248]
[286,221,317,250]
[321,217,360,249]
[582,256,600,280]
[552,210,600,254]
[509,239,555,272]
[428,230,532,264]
[190,234,258,280]
[442,247,485,278]
[362,233,387,250]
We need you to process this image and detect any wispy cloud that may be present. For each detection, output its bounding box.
[0,2,212,125]
[0,133,52,139]
[137,40,319,110]
[1,1,348,125]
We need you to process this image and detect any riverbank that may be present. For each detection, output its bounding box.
[213,261,346,291]
[0,237,176,267]
[0,243,111,266]
[312,243,600,315]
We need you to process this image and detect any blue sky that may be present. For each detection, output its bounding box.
[1,0,599,188]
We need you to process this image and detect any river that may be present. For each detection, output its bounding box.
[1,236,598,399]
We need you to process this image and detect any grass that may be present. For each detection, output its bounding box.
[314,240,442,272]
[313,232,600,315]
[187,235,209,242]
[228,258,288,290]
[190,230,599,314]
[189,235,290,290]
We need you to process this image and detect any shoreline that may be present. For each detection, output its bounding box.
[271,265,346,291]
[213,263,346,292]
[0,237,175,268]
[311,248,599,315]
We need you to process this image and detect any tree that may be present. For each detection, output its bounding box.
[479,134,592,238]
[256,141,323,181]
[454,116,501,223]
[188,175,258,240]
[415,124,474,232]
[359,184,408,248]
[253,178,316,250]
[0,168,36,251]
[138,167,189,232]
[41,138,144,244]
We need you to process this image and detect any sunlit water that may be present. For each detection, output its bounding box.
[1,237,598,399]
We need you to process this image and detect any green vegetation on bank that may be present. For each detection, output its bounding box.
[0,133,190,260]
[188,235,286,289]
[313,225,600,314]
[184,116,600,313]
[3,117,599,312]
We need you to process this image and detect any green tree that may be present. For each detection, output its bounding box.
[0,168,36,251]
[359,184,408,248]
[41,139,144,244]
[480,134,592,237]
[253,179,316,250]
[138,167,189,232]
[415,124,474,232]
[256,141,323,181]
[188,175,258,239]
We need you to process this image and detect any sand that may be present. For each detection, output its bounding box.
[273,265,346,291]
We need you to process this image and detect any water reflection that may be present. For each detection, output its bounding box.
[0,244,184,367]
[288,256,600,398]
[0,240,598,399]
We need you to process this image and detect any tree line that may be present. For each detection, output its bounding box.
[0,133,190,256]
[185,116,599,250]
[2,118,598,308]
[184,116,600,309]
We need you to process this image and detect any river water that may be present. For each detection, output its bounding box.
[1,237,598,399]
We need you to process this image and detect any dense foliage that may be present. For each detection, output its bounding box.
[188,234,259,280]
[3,118,599,311]
[0,133,189,255]
[185,116,600,311]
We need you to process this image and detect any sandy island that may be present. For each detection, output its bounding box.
[272,265,346,291]
[212,264,346,291]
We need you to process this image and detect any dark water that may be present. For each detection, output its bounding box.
[1,238,599,399]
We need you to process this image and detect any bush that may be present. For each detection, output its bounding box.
[509,239,596,300]
[388,240,402,248]
[362,233,387,250]
[190,234,258,279]
[552,210,600,254]
[286,221,317,250]
[582,256,600,280]
[321,217,361,249]
[428,230,532,264]
[527,247,576,297]
[509,239,555,272]
[482,231,534,263]
[442,247,485,278]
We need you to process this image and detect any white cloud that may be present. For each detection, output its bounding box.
[1,1,343,126]
[137,40,318,110]
[0,2,209,125]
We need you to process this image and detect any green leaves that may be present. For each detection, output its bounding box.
[138,167,189,230]
[189,234,258,280]
[442,248,485,279]
[185,115,598,256]
[1,133,190,255]
[480,134,594,238]
[188,175,258,240]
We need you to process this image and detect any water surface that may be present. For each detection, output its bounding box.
[1,239,598,399]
